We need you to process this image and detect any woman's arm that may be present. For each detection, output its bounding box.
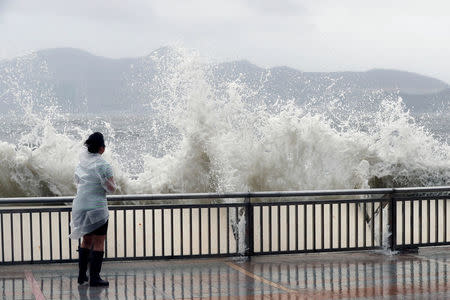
[105,177,116,193]
[74,174,80,185]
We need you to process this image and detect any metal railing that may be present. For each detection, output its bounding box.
[0,186,449,265]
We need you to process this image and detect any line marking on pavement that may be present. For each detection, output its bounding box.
[225,261,298,294]
[24,270,46,300]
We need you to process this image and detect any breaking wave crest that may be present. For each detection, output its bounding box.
[0,49,448,197]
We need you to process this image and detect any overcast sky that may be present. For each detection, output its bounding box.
[1,0,450,83]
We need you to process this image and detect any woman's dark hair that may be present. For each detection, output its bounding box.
[84,132,105,153]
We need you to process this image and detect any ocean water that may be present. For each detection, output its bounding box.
[0,49,449,198]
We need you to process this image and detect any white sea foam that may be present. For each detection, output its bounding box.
[0,49,449,198]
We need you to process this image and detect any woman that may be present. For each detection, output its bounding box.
[70,132,116,287]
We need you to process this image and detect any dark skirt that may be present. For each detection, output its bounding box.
[87,220,108,236]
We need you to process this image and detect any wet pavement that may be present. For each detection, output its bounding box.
[1,247,450,299]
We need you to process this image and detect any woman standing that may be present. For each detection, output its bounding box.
[70,132,116,287]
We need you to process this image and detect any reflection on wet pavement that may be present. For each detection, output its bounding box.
[1,248,450,299]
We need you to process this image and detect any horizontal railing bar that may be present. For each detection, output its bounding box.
[256,246,381,255]
[0,203,247,213]
[0,253,245,265]
[0,208,72,213]
[392,195,450,201]
[0,198,74,205]
[0,198,390,213]
[1,186,448,205]
[395,241,450,248]
[109,203,246,210]
[0,245,386,265]
[251,198,388,206]
[393,186,450,193]
[107,188,394,200]
[4,240,450,265]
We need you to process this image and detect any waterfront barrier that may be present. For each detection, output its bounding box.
[0,186,449,265]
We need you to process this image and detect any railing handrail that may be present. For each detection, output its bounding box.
[0,186,449,205]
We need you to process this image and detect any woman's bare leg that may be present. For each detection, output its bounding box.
[81,235,94,249]
[93,235,106,252]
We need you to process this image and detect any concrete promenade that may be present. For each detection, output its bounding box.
[1,247,450,299]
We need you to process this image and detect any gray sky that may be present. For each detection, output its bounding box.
[1,0,450,83]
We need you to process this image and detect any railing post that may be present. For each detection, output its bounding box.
[244,196,254,258]
[389,190,397,251]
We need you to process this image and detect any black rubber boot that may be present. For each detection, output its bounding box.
[89,251,109,287]
[77,247,90,285]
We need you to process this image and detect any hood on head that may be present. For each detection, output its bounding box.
[79,148,101,168]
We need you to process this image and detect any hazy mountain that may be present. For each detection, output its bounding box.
[0,47,448,114]
[38,48,136,112]
[213,61,449,112]
[0,48,140,113]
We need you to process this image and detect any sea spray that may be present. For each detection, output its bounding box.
[0,47,448,198]
[0,54,129,197]
[374,202,399,256]
[128,48,449,195]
